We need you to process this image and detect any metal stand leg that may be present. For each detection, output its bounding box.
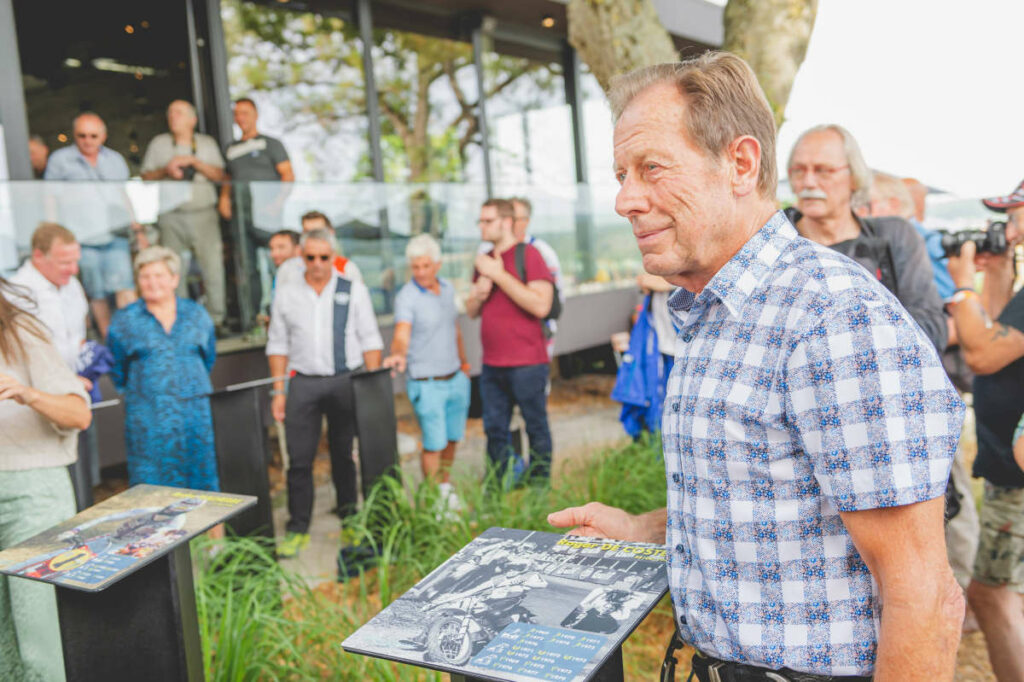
[450,644,624,682]
[57,543,203,682]
[211,387,274,538]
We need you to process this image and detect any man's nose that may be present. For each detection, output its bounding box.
[615,174,649,218]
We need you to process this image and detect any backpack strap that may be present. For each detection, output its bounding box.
[515,242,527,282]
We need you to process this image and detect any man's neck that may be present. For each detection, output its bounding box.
[796,209,861,246]
[79,148,100,166]
[668,202,777,294]
[305,272,332,294]
[172,130,194,147]
[240,128,259,141]
[492,233,518,255]
[30,261,61,290]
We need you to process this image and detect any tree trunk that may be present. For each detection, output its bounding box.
[722,0,818,128]
[567,0,677,93]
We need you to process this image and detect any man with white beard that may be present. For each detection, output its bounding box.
[785,124,946,351]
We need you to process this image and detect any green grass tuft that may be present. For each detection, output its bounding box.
[195,435,669,680]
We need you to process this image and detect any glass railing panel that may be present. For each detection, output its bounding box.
[0,179,641,344]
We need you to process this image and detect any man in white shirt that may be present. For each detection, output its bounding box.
[10,222,96,503]
[266,228,383,558]
[10,223,89,372]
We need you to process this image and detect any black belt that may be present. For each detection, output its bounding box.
[410,371,457,382]
[688,651,872,682]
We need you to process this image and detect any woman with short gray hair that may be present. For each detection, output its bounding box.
[132,245,181,278]
[107,246,219,491]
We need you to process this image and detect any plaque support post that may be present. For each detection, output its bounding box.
[57,543,204,682]
[210,383,274,538]
[450,645,624,682]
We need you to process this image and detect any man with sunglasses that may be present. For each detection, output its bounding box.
[266,228,383,558]
[946,184,1024,681]
[785,124,946,352]
[44,112,141,337]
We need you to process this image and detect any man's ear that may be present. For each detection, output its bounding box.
[729,135,761,198]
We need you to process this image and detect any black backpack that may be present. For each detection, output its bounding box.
[514,242,562,321]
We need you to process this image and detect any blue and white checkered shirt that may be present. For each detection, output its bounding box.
[662,211,963,676]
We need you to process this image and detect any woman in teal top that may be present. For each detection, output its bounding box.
[108,247,218,490]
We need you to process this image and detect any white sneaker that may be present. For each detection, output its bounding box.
[435,483,462,520]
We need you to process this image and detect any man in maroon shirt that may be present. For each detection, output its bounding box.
[467,198,555,482]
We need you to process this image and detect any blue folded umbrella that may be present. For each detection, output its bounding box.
[611,296,667,438]
[75,341,114,403]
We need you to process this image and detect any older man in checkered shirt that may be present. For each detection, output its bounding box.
[549,52,965,682]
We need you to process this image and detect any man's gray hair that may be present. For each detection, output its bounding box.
[871,171,916,219]
[607,52,778,199]
[300,227,338,254]
[73,111,106,133]
[789,124,872,208]
[405,233,441,263]
[168,100,198,120]
[510,196,532,217]
[134,246,181,278]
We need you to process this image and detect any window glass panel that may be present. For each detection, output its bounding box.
[221,0,370,181]
[369,29,482,184]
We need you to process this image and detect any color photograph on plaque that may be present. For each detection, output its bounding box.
[0,484,254,592]
[343,527,668,682]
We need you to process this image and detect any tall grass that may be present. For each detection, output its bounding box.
[194,435,673,681]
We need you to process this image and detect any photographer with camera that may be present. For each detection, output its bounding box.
[946,180,1024,681]
[141,100,227,331]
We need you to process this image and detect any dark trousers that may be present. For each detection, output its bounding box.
[284,372,356,533]
[480,363,552,479]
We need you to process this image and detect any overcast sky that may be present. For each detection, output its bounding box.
[772,0,1024,198]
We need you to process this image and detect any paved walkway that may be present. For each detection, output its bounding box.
[273,377,629,582]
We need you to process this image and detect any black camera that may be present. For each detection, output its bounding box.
[181,165,196,181]
[937,221,1008,257]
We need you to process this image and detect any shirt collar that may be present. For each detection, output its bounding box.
[71,146,111,166]
[411,277,446,294]
[305,269,338,295]
[19,261,60,294]
[668,210,796,319]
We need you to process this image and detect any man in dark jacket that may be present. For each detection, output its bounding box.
[785,124,946,352]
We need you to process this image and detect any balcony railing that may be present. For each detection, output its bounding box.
[0,180,642,345]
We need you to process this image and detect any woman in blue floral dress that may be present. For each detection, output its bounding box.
[108,246,219,490]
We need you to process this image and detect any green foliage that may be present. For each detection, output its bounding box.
[195,436,666,680]
[221,0,563,182]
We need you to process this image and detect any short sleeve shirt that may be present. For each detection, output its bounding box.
[141,132,224,211]
[43,146,133,242]
[224,135,289,181]
[662,211,963,677]
[44,146,130,181]
[394,278,460,379]
[474,244,552,367]
[972,287,1024,487]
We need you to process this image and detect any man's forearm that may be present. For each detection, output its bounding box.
[141,169,167,181]
[363,350,382,370]
[268,355,288,391]
[456,325,468,366]
[634,508,668,544]
[465,294,483,319]
[873,574,963,681]
[981,264,1015,319]
[193,160,224,183]
[491,269,546,318]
